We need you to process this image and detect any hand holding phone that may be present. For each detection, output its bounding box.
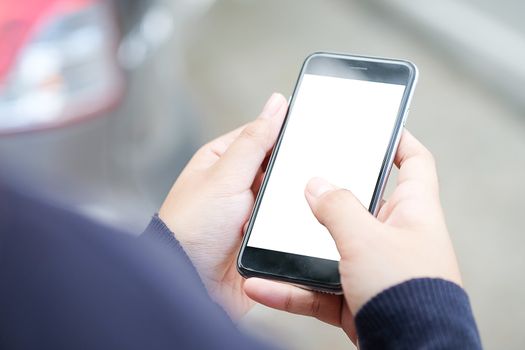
[244,130,463,344]
[159,93,289,319]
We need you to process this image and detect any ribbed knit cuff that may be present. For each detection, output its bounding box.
[355,278,482,350]
[143,214,180,248]
[141,214,197,273]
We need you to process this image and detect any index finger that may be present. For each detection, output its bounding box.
[188,124,248,170]
[243,278,344,327]
[394,129,439,190]
[244,278,358,344]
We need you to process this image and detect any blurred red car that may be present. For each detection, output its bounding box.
[0,0,202,230]
[0,0,124,133]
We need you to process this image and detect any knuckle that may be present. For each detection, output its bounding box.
[192,144,211,161]
[310,293,322,318]
[196,143,209,156]
[315,189,351,226]
[420,150,440,188]
[317,190,349,214]
[241,120,270,144]
[283,290,294,312]
[422,148,436,167]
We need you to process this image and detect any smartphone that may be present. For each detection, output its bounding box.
[237,52,418,293]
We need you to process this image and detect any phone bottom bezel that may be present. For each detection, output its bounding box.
[238,246,342,293]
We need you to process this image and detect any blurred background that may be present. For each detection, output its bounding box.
[1,0,524,348]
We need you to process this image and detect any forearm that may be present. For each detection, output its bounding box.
[355,278,482,349]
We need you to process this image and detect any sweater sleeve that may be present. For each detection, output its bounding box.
[141,214,194,266]
[0,187,276,350]
[140,214,209,292]
[355,278,482,350]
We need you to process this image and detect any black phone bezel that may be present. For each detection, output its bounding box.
[237,52,418,293]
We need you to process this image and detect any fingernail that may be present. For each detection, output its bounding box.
[306,177,336,198]
[260,93,283,119]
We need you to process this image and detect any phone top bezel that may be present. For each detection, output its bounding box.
[237,52,418,292]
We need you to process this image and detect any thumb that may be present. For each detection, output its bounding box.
[212,93,287,189]
[304,178,379,252]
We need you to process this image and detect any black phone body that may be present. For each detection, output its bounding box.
[237,52,418,293]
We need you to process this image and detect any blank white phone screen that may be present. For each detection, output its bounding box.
[247,73,406,261]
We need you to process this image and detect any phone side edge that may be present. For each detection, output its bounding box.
[369,60,419,216]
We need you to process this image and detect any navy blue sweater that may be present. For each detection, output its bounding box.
[0,184,482,349]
